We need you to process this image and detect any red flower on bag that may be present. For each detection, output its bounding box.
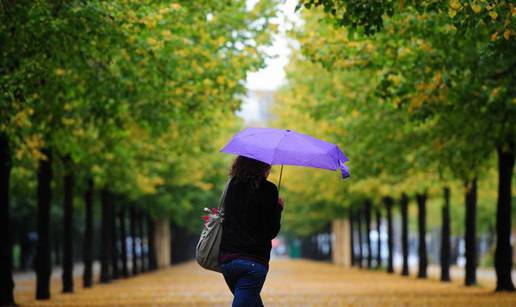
[201,208,222,225]
[201,215,210,225]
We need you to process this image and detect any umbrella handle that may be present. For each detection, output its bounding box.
[278,164,283,192]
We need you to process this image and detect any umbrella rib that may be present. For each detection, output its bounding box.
[270,131,289,164]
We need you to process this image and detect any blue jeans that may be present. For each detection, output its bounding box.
[220,259,268,307]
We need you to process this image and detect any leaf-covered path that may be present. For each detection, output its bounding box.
[15,259,516,306]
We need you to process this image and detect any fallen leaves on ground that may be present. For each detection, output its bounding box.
[15,259,516,306]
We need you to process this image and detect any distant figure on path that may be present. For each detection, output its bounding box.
[219,155,284,307]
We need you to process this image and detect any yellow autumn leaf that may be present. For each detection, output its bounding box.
[62,117,75,126]
[449,0,461,10]
[489,11,498,20]
[503,29,511,40]
[55,68,65,76]
[471,3,481,14]
[161,30,172,40]
[147,37,158,46]
[491,31,499,41]
[203,79,212,86]
[408,94,426,113]
[433,72,442,83]
[12,109,32,127]
[387,74,401,85]
[490,87,501,98]
[15,148,24,160]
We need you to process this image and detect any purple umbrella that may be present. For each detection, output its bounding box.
[220,127,349,190]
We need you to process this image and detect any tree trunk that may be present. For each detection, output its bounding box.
[357,208,363,268]
[384,197,394,273]
[349,208,355,266]
[110,199,119,280]
[0,133,15,305]
[119,206,129,278]
[416,193,428,279]
[130,206,138,275]
[400,193,409,276]
[147,214,157,271]
[464,179,477,286]
[83,178,94,288]
[100,188,111,283]
[376,208,382,269]
[138,210,146,273]
[494,145,515,291]
[169,221,174,265]
[440,187,451,282]
[62,158,74,293]
[35,148,53,300]
[365,199,372,269]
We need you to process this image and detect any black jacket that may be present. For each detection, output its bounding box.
[220,177,282,264]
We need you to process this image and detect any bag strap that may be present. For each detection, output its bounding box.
[218,176,232,212]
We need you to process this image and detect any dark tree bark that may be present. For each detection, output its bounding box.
[100,188,111,283]
[416,193,428,279]
[138,210,146,273]
[364,199,372,269]
[172,221,176,265]
[400,193,409,276]
[35,148,53,300]
[0,133,15,306]
[440,187,451,282]
[119,206,129,278]
[376,208,382,269]
[110,199,119,280]
[83,178,94,288]
[147,214,157,271]
[130,206,138,275]
[494,145,515,291]
[349,208,355,266]
[356,208,363,268]
[62,157,74,293]
[383,197,394,273]
[464,179,477,286]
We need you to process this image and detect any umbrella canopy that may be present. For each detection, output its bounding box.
[220,127,350,179]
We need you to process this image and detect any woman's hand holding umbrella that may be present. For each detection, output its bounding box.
[278,197,285,209]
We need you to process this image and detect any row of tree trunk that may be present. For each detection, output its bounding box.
[299,223,333,261]
[349,191,453,280]
[0,139,159,305]
[348,174,514,290]
[98,190,157,285]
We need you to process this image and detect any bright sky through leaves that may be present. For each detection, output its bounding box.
[240,0,301,123]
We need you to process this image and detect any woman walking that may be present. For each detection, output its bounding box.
[220,155,284,307]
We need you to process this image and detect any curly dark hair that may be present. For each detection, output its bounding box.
[229,155,271,192]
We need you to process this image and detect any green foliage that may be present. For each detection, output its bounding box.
[276,2,515,235]
[1,0,279,230]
